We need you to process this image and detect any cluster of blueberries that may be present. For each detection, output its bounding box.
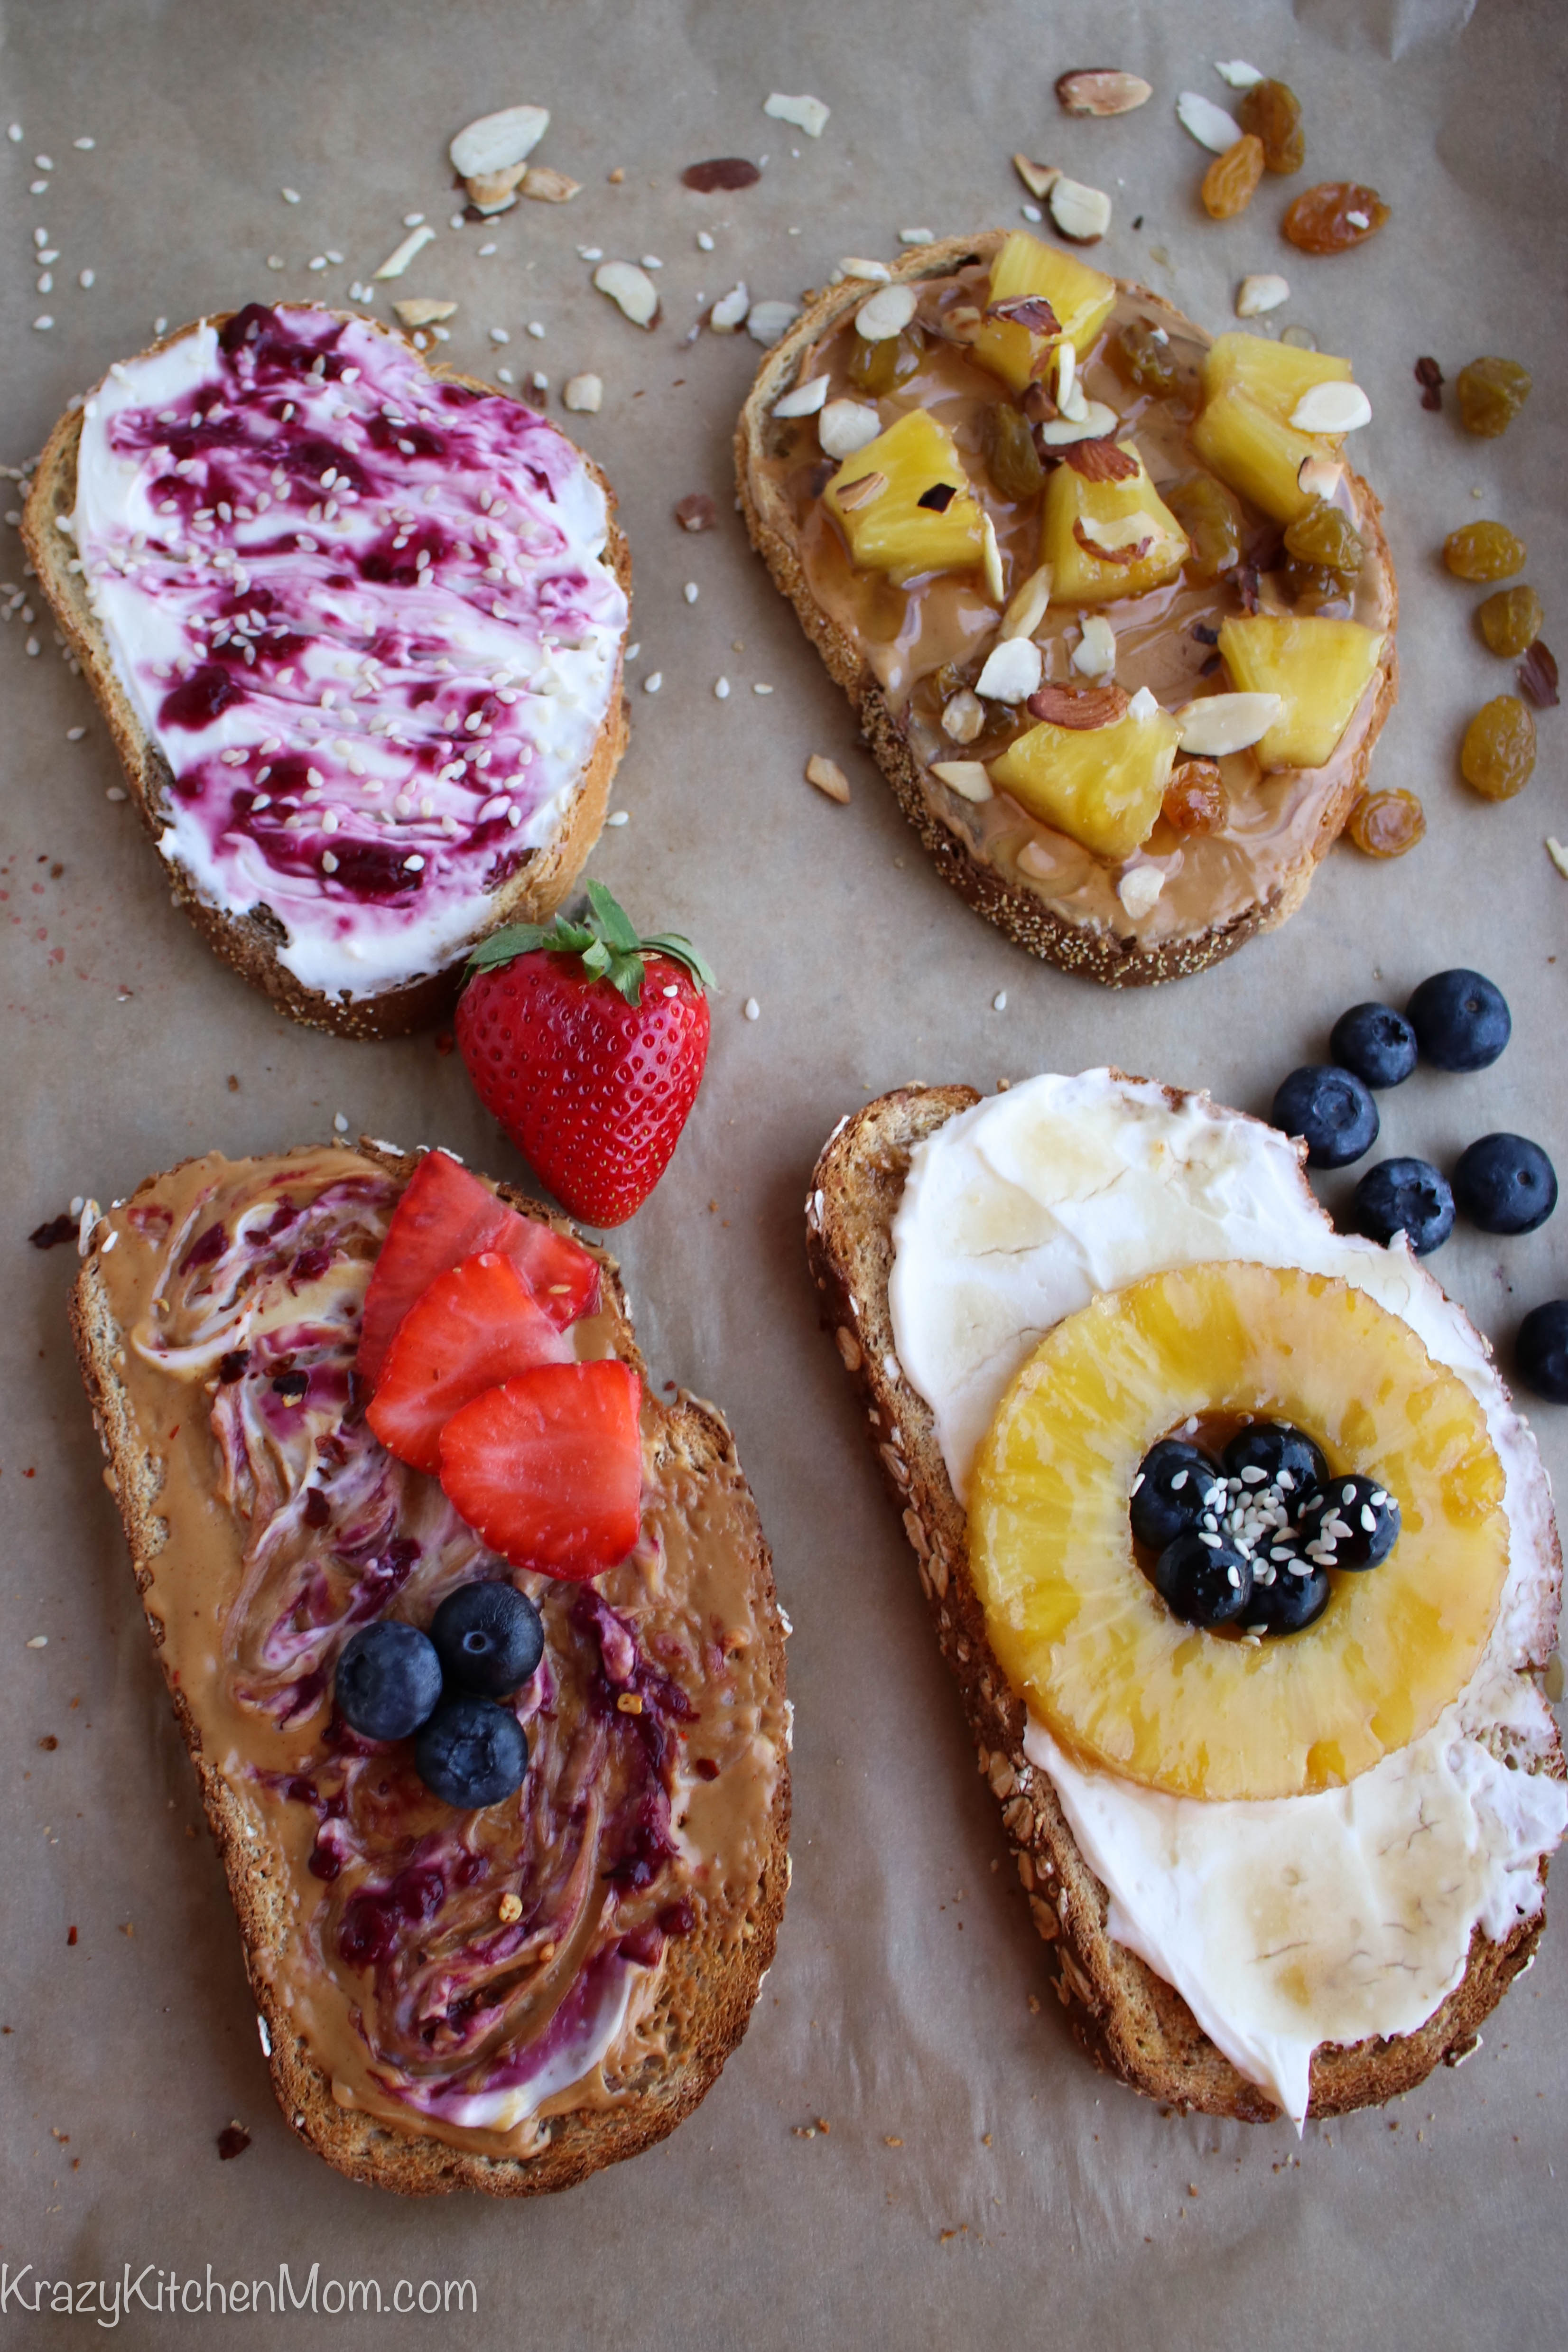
[1270,968,1568,1406]
[1131,1419,1400,1635]
[335,1580,543,1810]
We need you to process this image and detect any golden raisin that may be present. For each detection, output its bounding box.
[1162,760,1225,834]
[1280,557,1351,612]
[1281,182,1389,254]
[1237,79,1305,174]
[1478,586,1544,659]
[1443,521,1525,582]
[1284,498,1363,580]
[982,401,1046,502]
[1460,697,1536,801]
[1109,320,1180,396]
[1455,357,1532,439]
[847,325,925,398]
[1348,790,1426,857]
[1202,135,1266,220]
[1166,473,1243,582]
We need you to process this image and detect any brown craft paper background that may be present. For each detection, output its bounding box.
[2,1,1564,2344]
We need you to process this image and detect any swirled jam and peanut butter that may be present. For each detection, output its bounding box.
[89,1150,784,2160]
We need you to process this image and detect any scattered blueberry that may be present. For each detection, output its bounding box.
[431,1580,544,1700]
[1452,1133,1558,1236]
[1129,1439,1221,1551]
[1222,1421,1327,1501]
[1298,1475,1400,1570]
[1517,1301,1568,1405]
[1353,1157,1456,1255]
[335,1622,443,1743]
[1242,1562,1332,1636]
[1329,1003,1418,1090]
[1406,968,1511,1072]
[1153,1531,1253,1627]
[1271,1066,1380,1169]
[415,1695,529,1809]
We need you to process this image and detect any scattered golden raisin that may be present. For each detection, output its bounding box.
[1281,182,1389,253]
[1443,521,1525,582]
[1478,586,1544,659]
[847,325,925,398]
[1284,498,1363,580]
[1455,357,1531,439]
[1202,135,1266,220]
[1237,79,1306,174]
[982,401,1046,502]
[1460,697,1536,801]
[1162,760,1225,834]
[1166,473,1242,582]
[1110,320,1180,396]
[1280,558,1351,612]
[1348,789,1425,857]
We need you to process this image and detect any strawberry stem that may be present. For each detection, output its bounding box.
[465,879,715,1006]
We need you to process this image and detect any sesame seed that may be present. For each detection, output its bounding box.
[333,1112,349,1133]
[282,187,301,204]
[714,676,731,699]
[33,315,53,330]
[993,991,1007,1012]
[606,810,630,827]
[743,997,761,1021]
[683,582,699,604]
[320,850,338,872]
[1198,1531,1221,1549]
[643,671,663,693]
[1170,1470,1187,1491]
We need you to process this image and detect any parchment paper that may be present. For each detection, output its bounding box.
[2,3,1564,2345]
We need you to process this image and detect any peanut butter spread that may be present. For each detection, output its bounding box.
[91,1148,785,2160]
[759,266,1396,946]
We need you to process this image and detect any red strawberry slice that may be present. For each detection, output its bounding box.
[365,1250,574,1476]
[358,1149,598,1384]
[438,1359,643,1579]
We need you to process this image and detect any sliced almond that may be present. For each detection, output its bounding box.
[522,165,581,204]
[563,372,603,413]
[1128,686,1160,723]
[1236,272,1290,318]
[1063,437,1139,483]
[818,399,881,460]
[465,167,527,214]
[392,297,457,329]
[1073,513,1158,564]
[772,372,830,419]
[987,293,1062,336]
[747,298,801,348]
[1012,155,1061,202]
[980,513,1004,606]
[806,754,851,804]
[1297,454,1346,502]
[1001,563,1052,642]
[941,688,985,744]
[1117,865,1165,919]
[1215,59,1264,89]
[373,223,436,280]
[839,256,891,283]
[708,281,750,332]
[1175,691,1282,756]
[764,91,830,139]
[1027,681,1130,730]
[1176,90,1243,153]
[594,260,659,329]
[1037,398,1121,447]
[975,636,1044,703]
[1546,837,1568,881]
[854,283,919,341]
[1052,340,1076,411]
[1059,376,1090,424]
[450,104,550,179]
[1056,69,1153,117]
[931,759,994,803]
[1289,381,1372,435]
[1048,174,1112,244]
[835,469,887,512]
[1072,614,1117,677]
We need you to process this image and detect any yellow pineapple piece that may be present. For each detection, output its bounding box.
[823,408,985,584]
[989,703,1181,861]
[1040,448,1190,605]
[970,1261,1508,1803]
[1218,614,1385,769]
[972,230,1117,394]
[1191,333,1355,525]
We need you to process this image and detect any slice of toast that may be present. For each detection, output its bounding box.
[806,1084,1559,2120]
[72,1143,789,2195]
[23,308,631,1041]
[737,235,1399,988]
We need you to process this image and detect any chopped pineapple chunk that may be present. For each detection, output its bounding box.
[1192,333,1355,524]
[1218,614,1385,770]
[973,231,1117,394]
[1041,447,1190,605]
[989,702,1182,861]
[823,408,985,583]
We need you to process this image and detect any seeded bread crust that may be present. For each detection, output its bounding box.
[70,1142,790,2196]
[23,311,631,1041]
[806,1085,1561,2121]
[736,236,1399,989]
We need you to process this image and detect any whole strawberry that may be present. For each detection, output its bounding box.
[456,882,713,1227]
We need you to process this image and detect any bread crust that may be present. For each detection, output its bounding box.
[806,1085,1560,2121]
[736,236,1400,987]
[71,1144,790,2195]
[23,310,632,1041]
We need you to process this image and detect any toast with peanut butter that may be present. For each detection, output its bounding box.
[72,1142,789,2195]
[738,235,1398,987]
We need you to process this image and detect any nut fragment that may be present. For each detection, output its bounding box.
[747,298,801,347]
[1176,89,1243,153]
[1001,563,1053,642]
[806,753,851,804]
[1012,156,1061,202]
[854,282,919,341]
[931,759,995,803]
[373,224,436,280]
[1117,865,1165,919]
[818,399,881,460]
[563,372,603,413]
[764,91,830,138]
[594,260,659,329]
[941,688,985,744]
[465,168,525,215]
[773,372,830,419]
[1056,68,1152,117]
[1062,437,1139,483]
[1175,691,1282,755]
[1072,613,1117,677]
[675,492,717,532]
[1296,454,1345,502]
[1215,59,1264,89]
[1236,271,1289,317]
[498,1892,524,1924]
[835,1324,863,1369]
[839,256,891,283]
[980,513,1005,605]
[1289,381,1372,434]
[1072,514,1156,565]
[392,297,456,329]
[1048,173,1113,243]
[450,103,550,179]
[708,281,750,332]
[1036,398,1120,447]
[1027,681,1130,730]
[522,165,581,204]
[835,470,887,512]
[975,636,1044,703]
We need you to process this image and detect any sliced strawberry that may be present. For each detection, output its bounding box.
[358,1150,599,1384]
[365,1251,574,1476]
[438,1360,643,1579]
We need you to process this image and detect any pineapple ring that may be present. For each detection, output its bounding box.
[970,1260,1510,1802]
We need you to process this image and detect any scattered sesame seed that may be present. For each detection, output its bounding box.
[993,990,1007,1011]
[753,681,773,695]
[683,582,699,604]
[526,320,546,339]
[744,997,761,1021]
[490,326,510,343]
[643,671,663,693]
[281,187,301,204]
[402,212,425,228]
[320,849,338,872]
[899,227,936,243]
[74,136,95,150]
[697,231,714,251]
[106,785,127,801]
[26,1636,47,1650]
[1021,202,1042,222]
[29,179,48,194]
[333,1112,349,1133]
[714,676,731,699]
[606,810,630,826]
[25,636,40,655]
[33,315,53,331]
[6,125,19,142]
[66,725,85,741]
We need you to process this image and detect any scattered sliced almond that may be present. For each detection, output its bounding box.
[1546,836,1568,880]
[1118,865,1165,919]
[1236,272,1290,317]
[1176,692,1282,755]
[1064,437,1139,483]
[941,688,985,744]
[1297,454,1346,501]
[563,372,603,413]
[975,636,1044,703]
[373,223,436,280]
[1059,377,1090,425]
[980,513,1005,605]
[1049,174,1112,243]
[392,297,457,329]
[806,753,851,804]
[594,260,659,329]
[1027,681,1130,730]
[773,372,830,418]
[451,104,551,179]
[522,165,580,204]
[1176,90,1243,153]
[747,298,801,347]
[1052,340,1077,411]
[1127,686,1160,722]
[854,282,919,341]
[839,257,891,283]
[709,282,750,332]
[1290,381,1372,435]
[1073,614,1117,676]
[1215,59,1264,90]
[987,293,1062,336]
[764,91,830,138]
[1001,563,1053,641]
[835,469,887,511]
[1037,399,1121,448]
[931,759,994,802]
[1073,512,1159,563]
[1056,69,1152,118]
[818,400,881,460]
[465,169,526,215]
[1013,156,1061,202]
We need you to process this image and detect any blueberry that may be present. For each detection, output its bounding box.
[1353,1158,1456,1255]
[1271,1066,1379,1169]
[1152,1532,1253,1627]
[1452,1134,1558,1236]
[415,1695,529,1809]
[1242,1562,1332,1636]
[1406,969,1511,1072]
[1298,1475,1400,1570]
[335,1622,443,1742]
[1517,1301,1568,1404]
[1221,1421,1327,1501]
[1130,1439,1223,1551]
[431,1580,544,1699]
[1328,1003,1418,1090]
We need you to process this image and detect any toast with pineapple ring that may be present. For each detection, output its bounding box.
[738,233,1398,988]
